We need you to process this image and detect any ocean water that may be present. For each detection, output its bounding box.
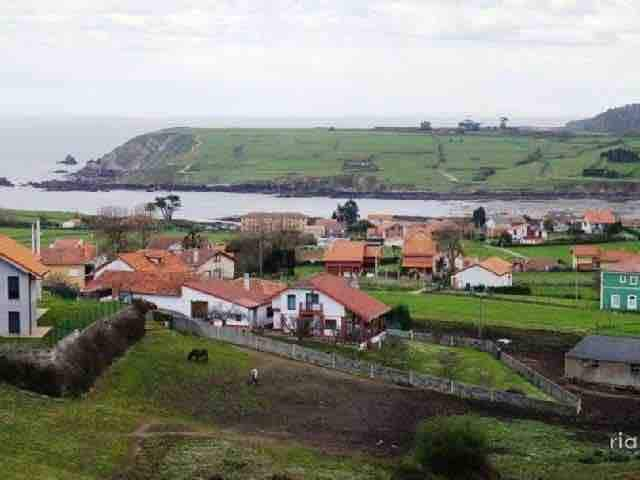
[2,114,615,221]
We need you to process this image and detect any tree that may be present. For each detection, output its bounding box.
[498,231,513,246]
[88,206,132,256]
[183,227,206,250]
[332,199,359,227]
[543,217,555,233]
[433,226,464,280]
[472,207,487,229]
[130,204,158,249]
[147,195,181,222]
[414,415,491,479]
[348,219,374,239]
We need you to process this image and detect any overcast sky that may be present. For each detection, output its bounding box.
[2,0,640,120]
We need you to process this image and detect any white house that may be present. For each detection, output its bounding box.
[0,235,49,337]
[94,250,190,279]
[275,273,390,341]
[451,257,513,290]
[180,248,236,280]
[581,209,617,235]
[181,276,286,328]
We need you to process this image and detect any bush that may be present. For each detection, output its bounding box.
[488,285,531,295]
[43,279,79,300]
[415,416,491,479]
[386,305,413,330]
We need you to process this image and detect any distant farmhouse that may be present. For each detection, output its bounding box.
[241,212,308,234]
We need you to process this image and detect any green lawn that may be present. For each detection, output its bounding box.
[0,326,393,479]
[371,291,640,336]
[0,227,93,248]
[119,128,640,192]
[2,324,639,479]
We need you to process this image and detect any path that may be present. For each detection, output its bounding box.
[438,169,459,183]
[485,243,529,260]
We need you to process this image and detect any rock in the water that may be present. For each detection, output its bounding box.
[58,154,78,166]
[0,177,14,187]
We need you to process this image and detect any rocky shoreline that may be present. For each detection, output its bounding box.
[26,178,640,201]
[0,177,14,187]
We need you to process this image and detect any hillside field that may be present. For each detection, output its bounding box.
[2,324,639,479]
[121,128,640,191]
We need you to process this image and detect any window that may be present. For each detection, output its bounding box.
[631,364,640,376]
[629,295,638,310]
[267,307,274,318]
[7,276,19,300]
[612,294,621,309]
[287,294,296,311]
[632,276,639,286]
[306,292,319,306]
[325,319,337,330]
[8,312,20,335]
[620,275,627,284]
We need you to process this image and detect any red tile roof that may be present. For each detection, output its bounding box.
[571,245,601,257]
[147,235,185,250]
[180,247,235,268]
[402,258,434,269]
[324,240,366,263]
[184,278,286,308]
[603,258,640,273]
[83,271,190,297]
[479,257,513,276]
[117,250,190,274]
[600,250,640,264]
[0,235,49,278]
[584,209,616,225]
[403,231,438,257]
[41,241,97,266]
[293,273,390,322]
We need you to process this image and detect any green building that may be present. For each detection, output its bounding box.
[601,261,640,312]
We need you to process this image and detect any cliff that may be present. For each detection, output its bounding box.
[75,128,196,180]
[567,104,640,134]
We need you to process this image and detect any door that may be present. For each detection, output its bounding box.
[8,312,20,335]
[629,295,638,310]
[611,294,621,309]
[191,301,209,319]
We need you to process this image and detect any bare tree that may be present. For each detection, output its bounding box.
[89,206,133,257]
[433,226,464,282]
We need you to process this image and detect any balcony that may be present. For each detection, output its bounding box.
[299,302,323,316]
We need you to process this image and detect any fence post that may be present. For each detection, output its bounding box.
[409,370,414,385]
[332,352,336,369]
[369,363,374,379]
[410,330,415,341]
[292,344,296,358]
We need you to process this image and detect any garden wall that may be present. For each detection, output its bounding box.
[0,304,147,396]
[388,328,581,413]
[170,313,579,416]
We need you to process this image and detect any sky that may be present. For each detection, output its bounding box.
[2,0,640,120]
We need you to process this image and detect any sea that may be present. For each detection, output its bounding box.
[1,115,637,222]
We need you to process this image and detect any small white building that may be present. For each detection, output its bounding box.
[451,257,513,290]
[181,277,286,328]
[180,248,236,280]
[275,273,390,341]
[0,235,49,337]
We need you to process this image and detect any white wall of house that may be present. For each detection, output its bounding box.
[181,286,269,327]
[451,266,512,289]
[275,287,346,335]
[94,259,134,278]
[129,293,184,312]
[197,255,235,279]
[0,259,41,336]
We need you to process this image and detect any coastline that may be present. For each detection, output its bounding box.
[25,179,640,202]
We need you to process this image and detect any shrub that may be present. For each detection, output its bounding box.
[415,415,491,479]
[386,305,413,330]
[488,285,531,295]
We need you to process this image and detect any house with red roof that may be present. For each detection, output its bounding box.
[182,276,287,327]
[323,239,381,277]
[274,273,390,342]
[581,209,617,235]
[402,230,439,276]
[94,249,191,279]
[40,238,98,288]
[180,247,236,280]
[0,235,49,337]
[451,257,513,289]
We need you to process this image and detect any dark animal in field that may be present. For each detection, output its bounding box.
[187,349,209,362]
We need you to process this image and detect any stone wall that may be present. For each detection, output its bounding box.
[170,313,579,416]
[0,305,146,396]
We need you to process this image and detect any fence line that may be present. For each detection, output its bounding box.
[387,328,581,413]
[169,313,579,417]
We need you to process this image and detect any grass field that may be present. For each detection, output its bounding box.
[296,338,550,400]
[371,291,640,336]
[2,325,639,479]
[120,128,640,192]
[0,227,93,248]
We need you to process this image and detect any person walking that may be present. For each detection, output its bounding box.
[248,368,259,386]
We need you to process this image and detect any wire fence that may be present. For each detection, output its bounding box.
[43,301,124,347]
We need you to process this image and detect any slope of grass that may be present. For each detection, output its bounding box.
[120,129,640,191]
[371,291,640,336]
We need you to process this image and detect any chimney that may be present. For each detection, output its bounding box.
[31,222,36,254]
[243,273,251,291]
[36,219,41,255]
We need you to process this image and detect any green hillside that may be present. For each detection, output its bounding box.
[86,128,640,192]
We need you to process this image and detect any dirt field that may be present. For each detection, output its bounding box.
[159,349,473,456]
